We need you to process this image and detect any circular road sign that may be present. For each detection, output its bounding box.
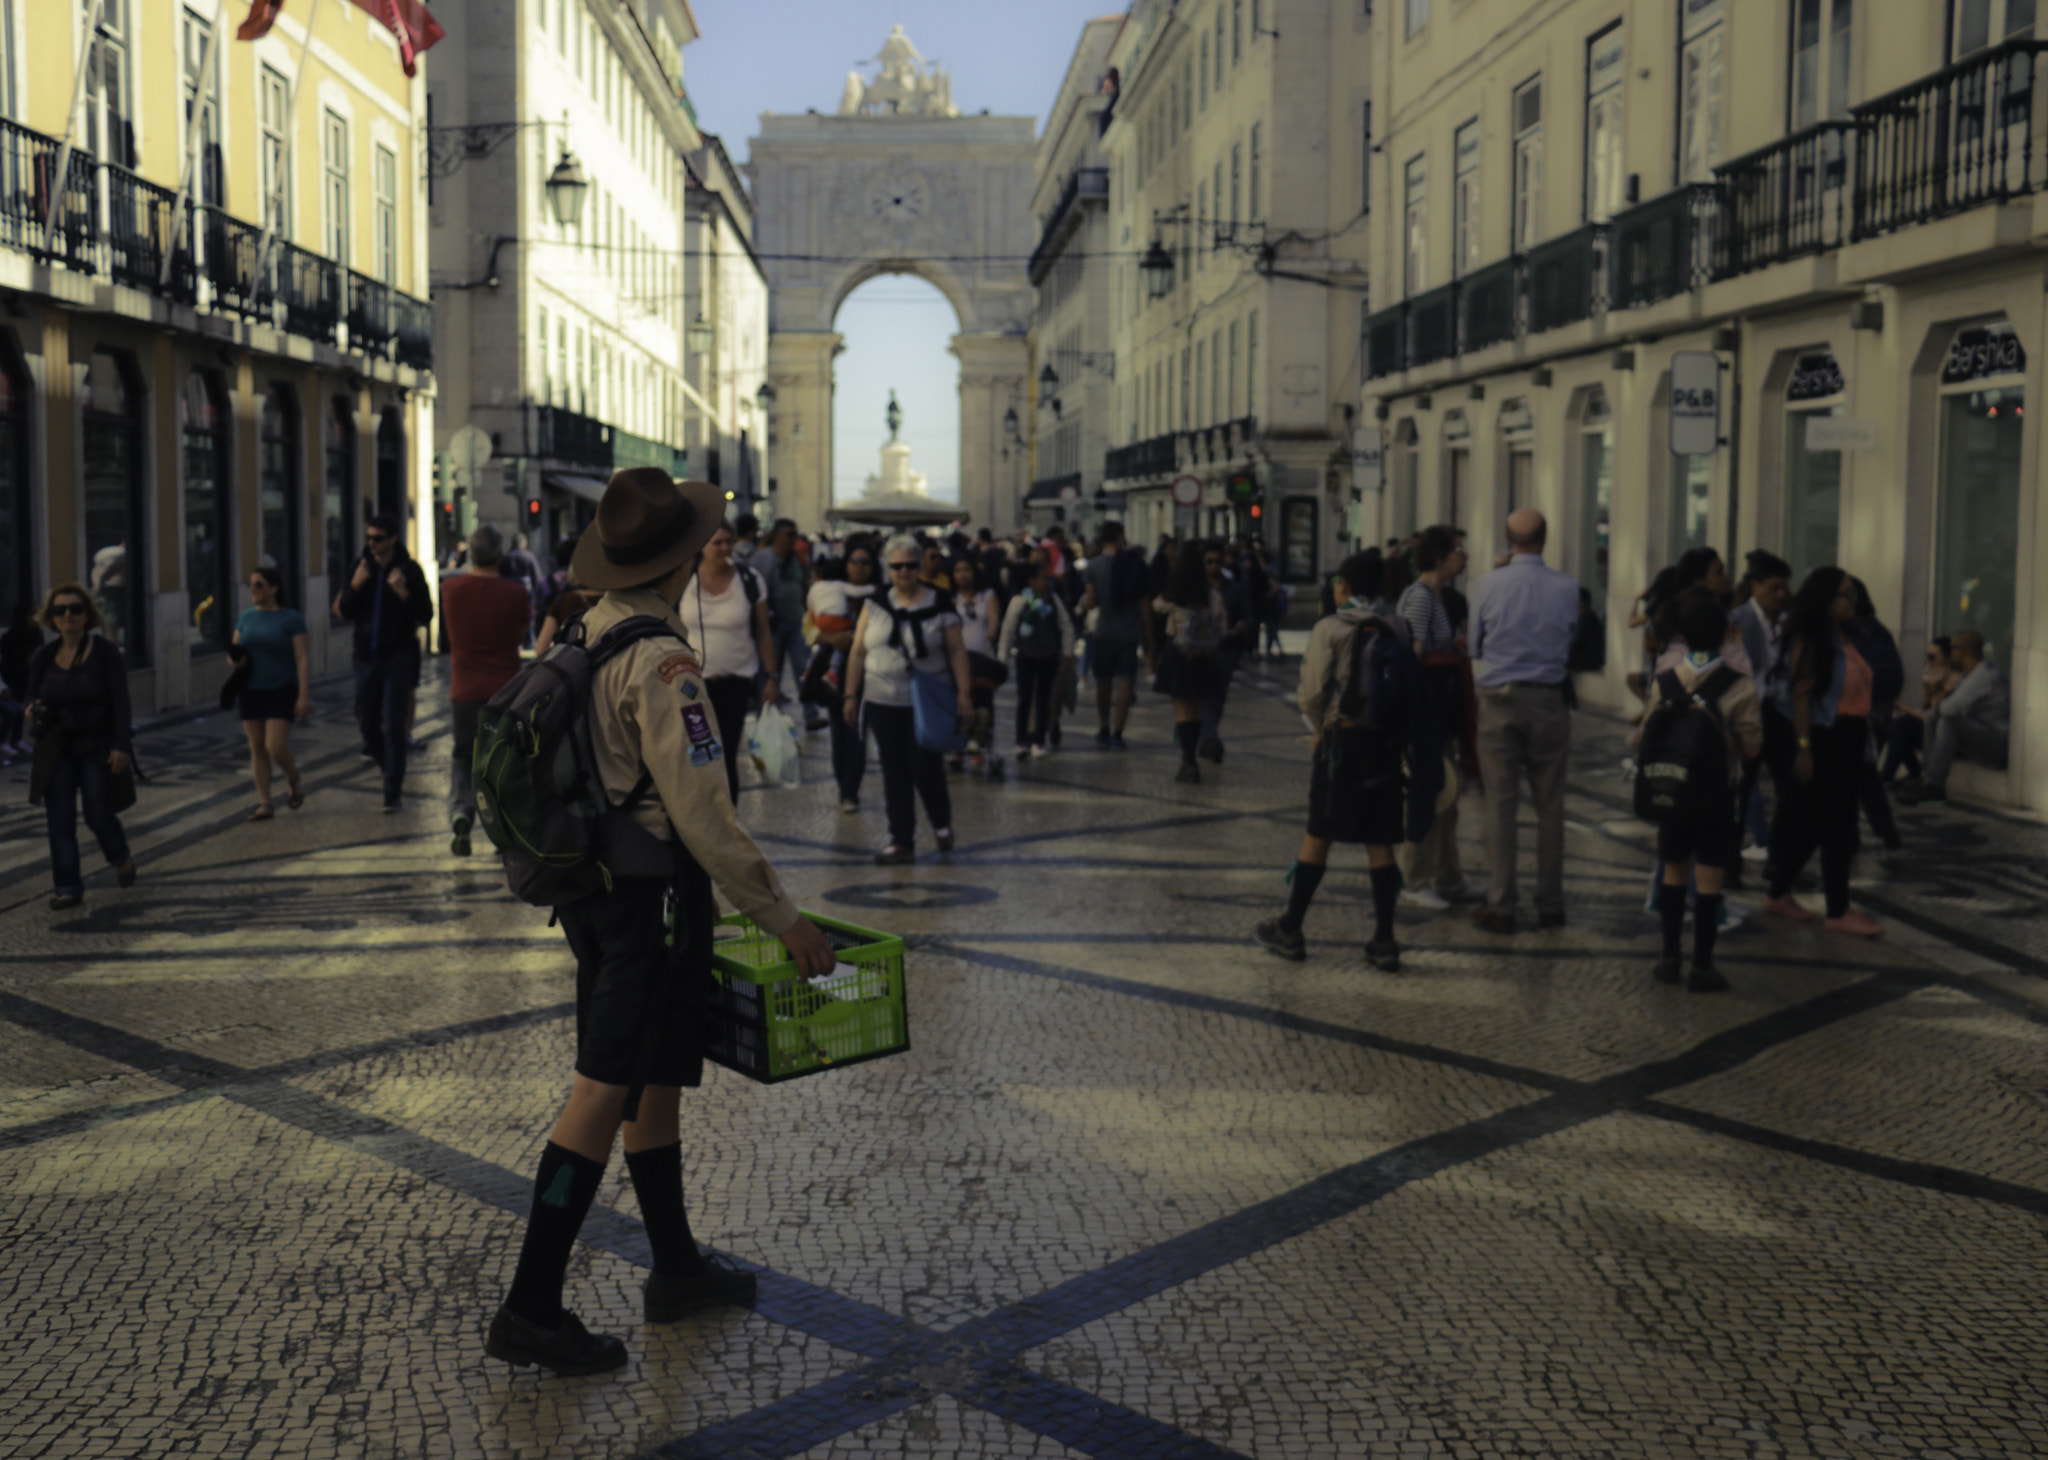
[1170,474,1203,507]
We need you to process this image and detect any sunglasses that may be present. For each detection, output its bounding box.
[50,602,88,617]
[887,562,919,572]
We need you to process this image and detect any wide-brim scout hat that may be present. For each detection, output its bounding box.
[570,469,725,591]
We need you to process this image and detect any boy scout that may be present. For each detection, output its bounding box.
[486,469,834,1376]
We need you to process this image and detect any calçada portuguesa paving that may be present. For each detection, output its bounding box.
[2,654,2046,1460]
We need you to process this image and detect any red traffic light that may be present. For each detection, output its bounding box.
[1249,503,1263,520]
[524,499,542,523]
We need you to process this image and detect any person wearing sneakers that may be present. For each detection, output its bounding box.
[1253,551,1442,971]
[997,552,1075,758]
[441,525,534,857]
[1762,567,1881,935]
[485,469,836,1377]
[1643,594,1761,992]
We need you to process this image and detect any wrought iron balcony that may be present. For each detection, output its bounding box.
[1715,121,1855,277]
[1458,256,1518,353]
[612,426,688,476]
[1853,38,2048,241]
[1364,304,1406,380]
[536,406,614,469]
[1029,166,1108,282]
[1407,283,1458,368]
[1105,431,1178,481]
[1525,224,1607,335]
[345,272,394,356]
[1608,184,1717,312]
[394,292,434,370]
[101,163,184,296]
[277,240,342,342]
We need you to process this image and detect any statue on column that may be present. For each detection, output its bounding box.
[886,390,903,444]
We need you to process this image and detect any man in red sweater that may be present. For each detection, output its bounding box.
[442,524,534,855]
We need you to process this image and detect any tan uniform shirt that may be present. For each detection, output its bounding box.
[1667,656,1765,763]
[582,586,802,936]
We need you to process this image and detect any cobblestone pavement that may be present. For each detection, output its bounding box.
[3,653,2046,1460]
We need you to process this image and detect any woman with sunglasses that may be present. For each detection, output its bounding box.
[232,566,311,821]
[25,583,137,909]
[808,539,879,811]
[843,536,972,864]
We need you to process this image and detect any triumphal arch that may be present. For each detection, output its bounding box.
[749,27,1036,533]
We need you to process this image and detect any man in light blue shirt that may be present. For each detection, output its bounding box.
[1468,509,1583,931]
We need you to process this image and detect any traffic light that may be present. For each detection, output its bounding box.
[1249,502,1263,520]
[432,452,454,504]
[524,498,543,529]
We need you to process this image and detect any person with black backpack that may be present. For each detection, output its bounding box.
[1253,552,1443,971]
[476,469,835,1377]
[1633,593,1761,992]
[997,551,1075,756]
[1151,545,1230,784]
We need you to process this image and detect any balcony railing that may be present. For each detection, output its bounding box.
[1854,38,2048,240]
[1715,121,1856,277]
[613,426,688,476]
[0,115,431,370]
[1525,224,1607,334]
[537,406,614,469]
[1408,283,1458,368]
[1458,256,1518,353]
[1608,184,1716,311]
[1029,166,1108,281]
[1105,431,1178,480]
[1365,304,1406,381]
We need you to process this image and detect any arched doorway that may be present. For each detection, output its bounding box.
[82,348,146,662]
[830,274,964,515]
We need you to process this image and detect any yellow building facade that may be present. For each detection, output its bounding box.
[1365,0,2046,809]
[1,0,434,714]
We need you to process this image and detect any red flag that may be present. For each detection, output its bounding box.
[233,0,443,79]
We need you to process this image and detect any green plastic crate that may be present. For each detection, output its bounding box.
[705,912,909,1083]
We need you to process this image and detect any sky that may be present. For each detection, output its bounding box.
[682,1,1124,506]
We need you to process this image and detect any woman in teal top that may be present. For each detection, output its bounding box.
[232,566,310,820]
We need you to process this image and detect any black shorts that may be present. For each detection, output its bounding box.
[1304,727,1405,846]
[1656,807,1739,869]
[238,683,298,722]
[1090,635,1141,683]
[559,878,713,1091]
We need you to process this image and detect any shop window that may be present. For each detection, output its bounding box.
[1280,497,1318,583]
[0,340,27,619]
[259,385,302,600]
[82,349,146,663]
[182,370,232,654]
[1783,350,1845,579]
[1577,390,1613,602]
[325,399,357,625]
[1933,322,2026,669]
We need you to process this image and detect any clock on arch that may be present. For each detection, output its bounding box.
[865,167,932,222]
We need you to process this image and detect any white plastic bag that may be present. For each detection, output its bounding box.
[748,702,803,789]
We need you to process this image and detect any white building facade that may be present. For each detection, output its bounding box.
[684,135,770,517]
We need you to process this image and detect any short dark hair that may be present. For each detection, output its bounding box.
[1099,519,1126,546]
[365,512,401,537]
[771,517,797,535]
[1743,549,1792,584]
[1674,589,1728,655]
[1335,550,1383,603]
[1414,525,1459,571]
[734,512,760,536]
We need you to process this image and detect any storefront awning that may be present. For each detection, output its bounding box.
[543,472,610,504]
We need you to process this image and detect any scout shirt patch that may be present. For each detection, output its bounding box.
[690,742,724,767]
[680,680,699,698]
[656,651,701,685]
[681,704,716,747]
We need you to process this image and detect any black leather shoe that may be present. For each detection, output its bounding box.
[874,845,914,866]
[49,893,82,911]
[484,1305,627,1375]
[645,1255,759,1324]
[1253,917,1306,962]
[115,861,136,888]
[1365,937,1402,972]
[1472,906,1515,935]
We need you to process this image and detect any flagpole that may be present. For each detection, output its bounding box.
[252,0,326,308]
[161,0,228,290]
[44,0,110,257]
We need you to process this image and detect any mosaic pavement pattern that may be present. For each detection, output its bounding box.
[3,652,2045,1459]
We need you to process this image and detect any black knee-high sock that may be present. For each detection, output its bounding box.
[1175,720,1199,763]
[1658,881,1687,959]
[1279,860,1326,933]
[625,1142,703,1276]
[1693,894,1723,967]
[1369,864,1401,943]
[505,1141,607,1326]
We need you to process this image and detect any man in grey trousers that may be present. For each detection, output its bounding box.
[1467,509,1582,933]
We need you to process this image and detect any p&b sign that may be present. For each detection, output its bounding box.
[1668,351,1721,457]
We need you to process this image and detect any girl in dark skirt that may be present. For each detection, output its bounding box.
[1151,542,1227,783]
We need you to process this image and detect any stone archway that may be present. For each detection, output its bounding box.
[749,30,1035,534]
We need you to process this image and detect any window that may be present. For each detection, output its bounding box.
[1406,0,1430,37]
[1585,25,1627,223]
[373,144,398,284]
[1791,0,1853,129]
[1953,0,2036,57]
[1403,154,1427,296]
[1362,101,1373,214]
[1233,0,1243,61]
[1935,323,2026,674]
[1249,123,1262,220]
[1197,180,1209,268]
[1211,327,1223,420]
[1215,10,1225,88]
[82,350,146,663]
[557,319,569,409]
[1230,142,1242,227]
[1246,312,1258,421]
[182,371,232,654]
[1200,35,1210,107]
[1195,339,1206,422]
[1213,160,1225,243]
[260,386,302,601]
[87,0,134,167]
[322,111,351,264]
[0,0,14,119]
[1679,0,1726,183]
[1453,119,1480,276]
[325,401,357,624]
[1670,454,1713,562]
[375,408,405,520]
[1782,351,1845,577]
[260,67,291,236]
[1180,347,1191,430]
[181,8,223,206]
[1227,322,1240,419]
[1512,77,1542,249]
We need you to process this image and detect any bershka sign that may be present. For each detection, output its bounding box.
[1669,351,1721,456]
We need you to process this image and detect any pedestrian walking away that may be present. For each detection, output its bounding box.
[442,525,535,856]
[231,566,311,821]
[334,513,434,812]
[765,518,817,722]
[1254,550,1443,971]
[1467,509,1581,933]
[1079,519,1150,747]
[1151,545,1228,784]
[1396,526,1478,910]
[481,470,837,1377]
[677,521,780,806]
[807,542,877,812]
[1198,541,1252,764]
[25,584,137,909]
[843,537,973,863]
[997,553,1075,757]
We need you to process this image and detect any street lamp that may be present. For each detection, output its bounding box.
[544,149,589,227]
[1141,240,1175,300]
[1038,363,1059,396]
[756,381,778,407]
[687,311,714,355]
[1003,406,1019,437]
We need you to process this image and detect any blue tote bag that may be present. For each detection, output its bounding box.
[910,668,968,753]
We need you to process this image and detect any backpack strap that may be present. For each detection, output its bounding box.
[739,567,762,607]
[1654,668,1688,708]
[1695,665,1739,706]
